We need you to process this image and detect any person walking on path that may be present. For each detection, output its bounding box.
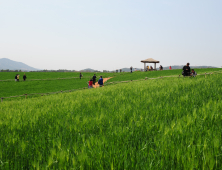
[92,74,96,85]
[98,76,103,87]
[17,74,20,82]
[15,74,18,81]
[23,74,27,81]
[130,66,133,73]
[88,79,93,88]
[80,72,82,79]
[182,63,191,76]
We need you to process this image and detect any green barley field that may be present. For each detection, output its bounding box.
[0,68,221,100]
[0,69,222,169]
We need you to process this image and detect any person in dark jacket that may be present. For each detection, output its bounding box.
[80,72,82,79]
[98,76,103,87]
[15,74,18,81]
[182,63,190,76]
[23,74,27,81]
[130,66,133,73]
[92,74,96,85]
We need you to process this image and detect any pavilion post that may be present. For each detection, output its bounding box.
[154,63,156,70]
[144,63,146,71]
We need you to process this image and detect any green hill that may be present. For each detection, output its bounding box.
[0,69,222,169]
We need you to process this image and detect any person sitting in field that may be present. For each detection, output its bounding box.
[190,69,197,77]
[98,76,103,87]
[23,74,27,81]
[182,63,190,76]
[88,79,93,88]
[15,74,18,81]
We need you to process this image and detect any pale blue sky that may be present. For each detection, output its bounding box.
[0,0,222,70]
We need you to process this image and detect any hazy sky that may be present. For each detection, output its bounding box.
[0,0,222,71]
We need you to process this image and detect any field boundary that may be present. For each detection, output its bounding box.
[104,70,222,86]
[0,76,104,82]
[1,71,222,102]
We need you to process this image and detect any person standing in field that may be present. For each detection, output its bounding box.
[92,74,96,85]
[80,72,82,79]
[169,66,172,70]
[130,66,133,73]
[17,74,20,82]
[23,74,27,81]
[88,79,93,88]
[182,63,191,76]
[15,74,18,81]
[98,76,103,87]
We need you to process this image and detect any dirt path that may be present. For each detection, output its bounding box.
[93,77,112,88]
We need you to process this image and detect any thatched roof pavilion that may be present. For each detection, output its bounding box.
[141,58,160,71]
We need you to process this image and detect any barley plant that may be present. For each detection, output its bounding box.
[0,72,222,169]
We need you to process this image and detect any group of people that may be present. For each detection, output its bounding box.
[182,63,197,77]
[146,66,154,71]
[15,74,26,81]
[88,74,104,88]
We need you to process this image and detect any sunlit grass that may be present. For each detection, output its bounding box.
[1,72,222,169]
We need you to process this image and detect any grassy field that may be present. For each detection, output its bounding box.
[0,71,222,169]
[0,72,115,81]
[0,72,114,100]
[107,68,222,82]
[0,68,221,101]
[0,79,90,99]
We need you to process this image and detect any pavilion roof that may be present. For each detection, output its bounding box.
[141,58,160,63]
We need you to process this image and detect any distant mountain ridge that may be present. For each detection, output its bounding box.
[80,68,100,72]
[0,58,39,71]
[0,58,218,72]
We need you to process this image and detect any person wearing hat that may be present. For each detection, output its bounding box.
[182,63,191,76]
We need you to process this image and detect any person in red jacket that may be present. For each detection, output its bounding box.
[88,79,93,88]
[169,66,172,70]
